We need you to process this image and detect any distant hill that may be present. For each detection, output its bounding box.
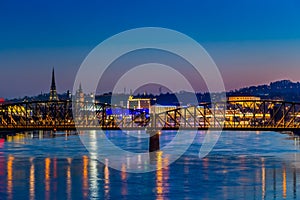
[227,80,300,102]
[6,80,300,104]
[131,80,300,105]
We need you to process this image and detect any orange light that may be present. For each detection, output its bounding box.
[7,155,14,200]
[45,157,51,200]
[283,167,287,198]
[82,156,89,198]
[29,160,35,200]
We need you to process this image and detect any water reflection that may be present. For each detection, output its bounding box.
[89,157,99,199]
[283,166,287,199]
[52,158,57,195]
[293,168,297,199]
[1,153,300,199]
[156,151,163,197]
[7,155,13,200]
[0,139,5,197]
[82,156,89,198]
[121,164,127,196]
[261,158,266,200]
[273,169,276,199]
[156,151,169,200]
[45,157,51,200]
[0,131,300,199]
[29,158,35,200]
[89,130,100,199]
[104,159,110,198]
[67,158,72,200]
[6,134,26,143]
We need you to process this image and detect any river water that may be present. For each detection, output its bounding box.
[0,130,300,200]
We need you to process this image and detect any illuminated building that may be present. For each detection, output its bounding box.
[127,96,151,110]
[228,96,261,109]
[228,96,261,101]
[151,105,177,114]
[127,96,151,125]
[226,96,270,125]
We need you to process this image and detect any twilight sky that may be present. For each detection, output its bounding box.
[1,0,300,98]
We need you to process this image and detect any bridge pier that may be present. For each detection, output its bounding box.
[147,129,160,152]
[293,130,300,136]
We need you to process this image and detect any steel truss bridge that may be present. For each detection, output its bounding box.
[1,100,300,132]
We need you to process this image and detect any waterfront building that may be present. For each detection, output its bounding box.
[127,96,151,111]
[228,96,261,109]
[151,105,177,114]
[228,96,261,102]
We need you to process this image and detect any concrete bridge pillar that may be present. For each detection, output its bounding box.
[147,129,160,152]
[293,130,300,135]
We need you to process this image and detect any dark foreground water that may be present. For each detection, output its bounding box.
[0,130,300,200]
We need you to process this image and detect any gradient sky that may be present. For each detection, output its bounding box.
[1,0,300,98]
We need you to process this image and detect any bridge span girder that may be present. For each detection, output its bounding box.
[0,100,300,131]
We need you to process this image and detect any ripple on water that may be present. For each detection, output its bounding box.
[0,130,300,200]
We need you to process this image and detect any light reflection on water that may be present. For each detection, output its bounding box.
[29,158,35,200]
[0,131,300,199]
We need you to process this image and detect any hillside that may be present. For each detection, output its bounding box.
[227,80,300,101]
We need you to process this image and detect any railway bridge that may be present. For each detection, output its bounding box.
[0,100,299,133]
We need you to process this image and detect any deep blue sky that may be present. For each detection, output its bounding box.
[1,0,300,98]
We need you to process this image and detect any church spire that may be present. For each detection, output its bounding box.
[79,82,82,93]
[49,68,59,101]
[51,68,56,90]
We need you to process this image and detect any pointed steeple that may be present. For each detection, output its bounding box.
[79,82,83,93]
[51,68,56,90]
[49,68,59,101]
[76,82,84,103]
